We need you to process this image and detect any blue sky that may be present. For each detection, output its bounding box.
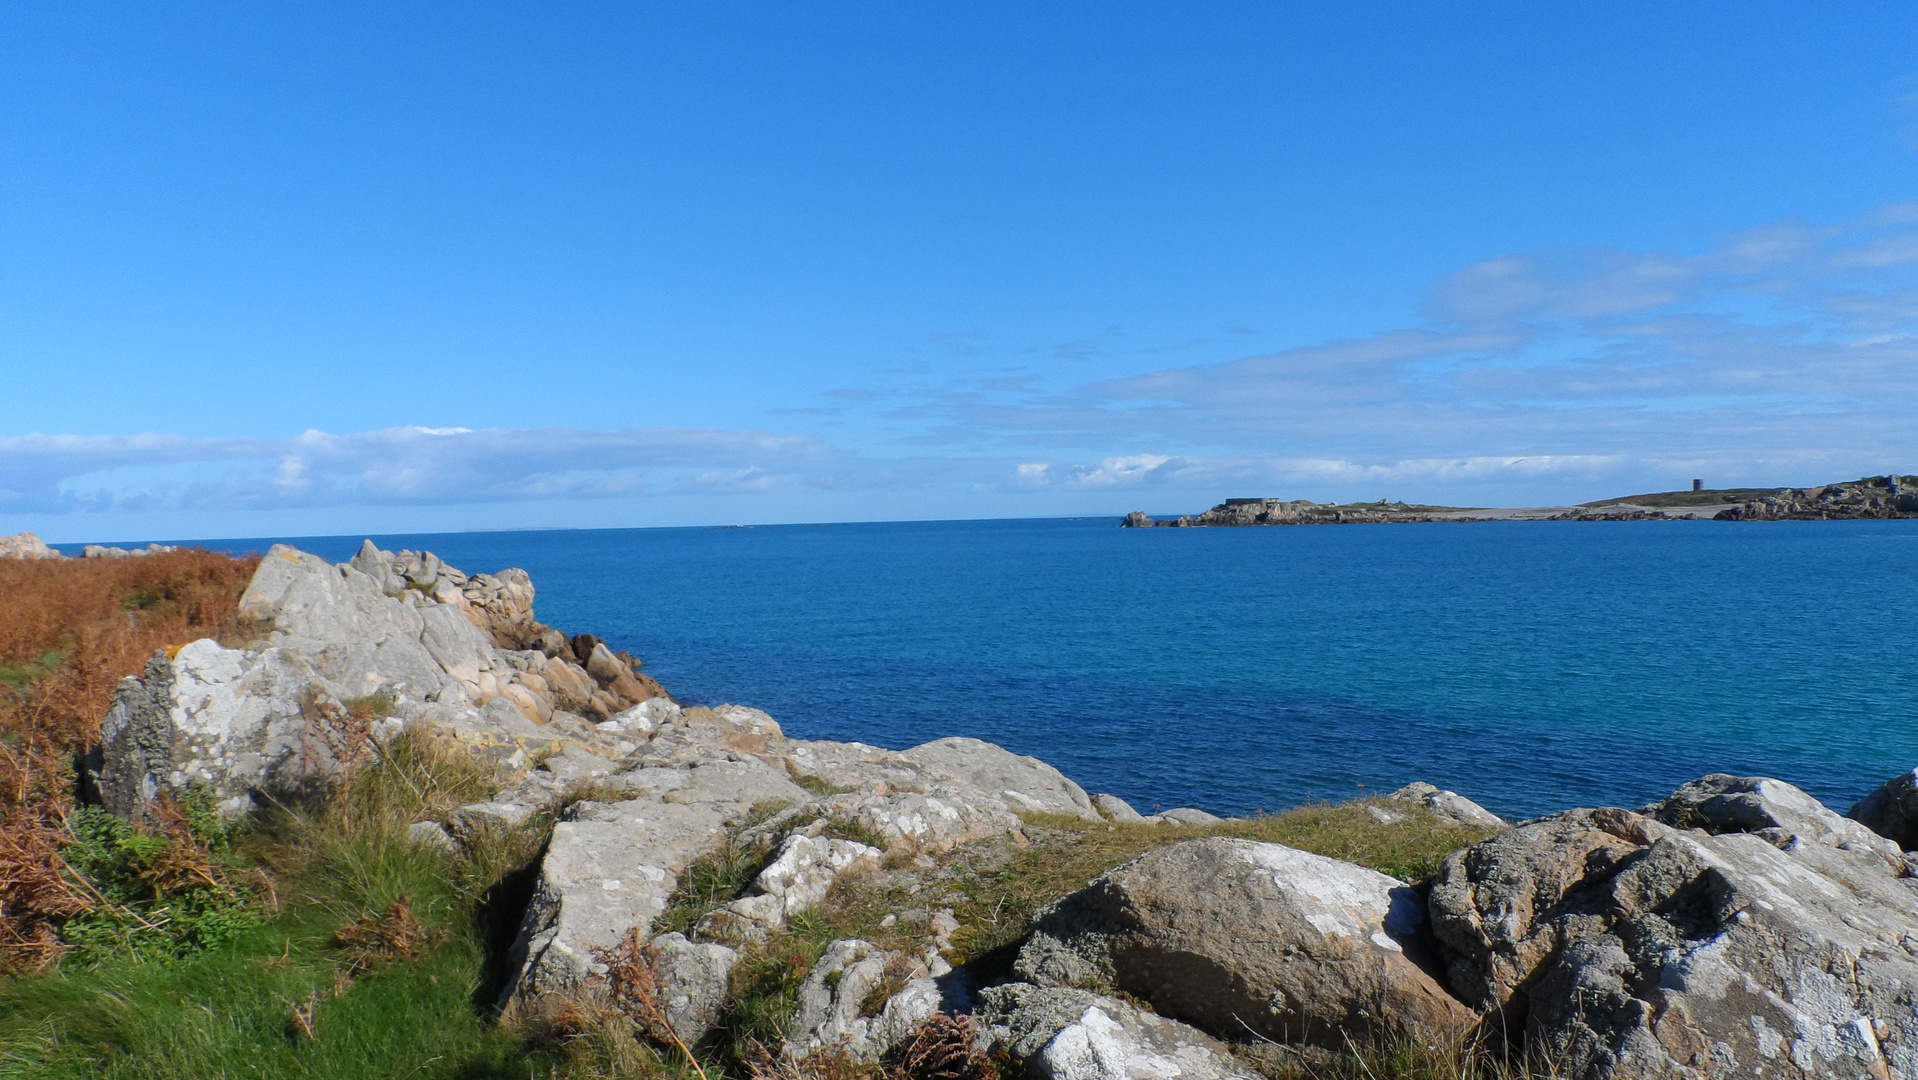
[5,3,1918,540]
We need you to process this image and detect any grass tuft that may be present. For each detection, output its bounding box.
[0,728,556,1078]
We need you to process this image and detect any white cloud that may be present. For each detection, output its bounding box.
[863,201,1918,477]
[1068,454,1180,486]
[0,425,836,515]
[10,202,1918,532]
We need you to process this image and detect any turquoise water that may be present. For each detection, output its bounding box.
[146,517,1918,820]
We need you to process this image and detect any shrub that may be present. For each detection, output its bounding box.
[55,789,262,964]
[0,548,259,967]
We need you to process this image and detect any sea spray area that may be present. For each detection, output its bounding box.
[186,516,1918,821]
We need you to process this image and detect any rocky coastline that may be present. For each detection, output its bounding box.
[37,538,1918,1080]
[1124,474,1918,527]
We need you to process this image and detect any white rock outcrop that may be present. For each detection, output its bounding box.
[0,531,62,559]
[975,983,1259,1080]
[1387,781,1506,829]
[93,543,656,820]
[788,939,957,1062]
[903,737,1101,821]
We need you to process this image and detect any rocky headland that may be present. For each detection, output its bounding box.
[17,536,1918,1080]
[1124,474,1918,527]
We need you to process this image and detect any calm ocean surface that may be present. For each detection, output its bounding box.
[107,517,1918,820]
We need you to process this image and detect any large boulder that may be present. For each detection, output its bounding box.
[501,799,731,1005]
[95,542,628,819]
[777,739,954,792]
[92,640,348,820]
[975,983,1259,1080]
[1091,794,1147,823]
[1849,768,1918,851]
[903,737,1100,820]
[1015,837,1474,1047]
[0,531,61,559]
[1428,774,1918,1080]
[240,546,457,701]
[1157,807,1223,826]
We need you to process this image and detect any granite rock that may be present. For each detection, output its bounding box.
[1429,774,1918,1080]
[1157,807,1224,826]
[903,736,1100,820]
[1016,837,1472,1047]
[788,939,950,1062]
[0,531,62,559]
[651,932,738,1045]
[974,983,1258,1080]
[1387,782,1506,829]
[1849,767,1918,851]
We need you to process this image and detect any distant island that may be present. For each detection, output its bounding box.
[1122,474,1917,527]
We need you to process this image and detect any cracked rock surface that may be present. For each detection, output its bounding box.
[1015,836,1474,1047]
[1430,774,1918,1080]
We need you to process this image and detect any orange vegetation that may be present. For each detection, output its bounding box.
[0,547,259,964]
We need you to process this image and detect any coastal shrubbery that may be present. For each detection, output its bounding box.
[0,549,260,965]
[0,724,554,1077]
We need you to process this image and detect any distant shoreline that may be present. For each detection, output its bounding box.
[1123,474,1918,527]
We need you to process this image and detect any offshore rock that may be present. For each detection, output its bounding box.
[1120,511,1154,528]
[1015,837,1473,1047]
[1713,476,1918,521]
[974,983,1259,1080]
[1428,774,1918,1080]
[83,543,178,558]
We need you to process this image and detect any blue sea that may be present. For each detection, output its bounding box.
[90,518,1918,821]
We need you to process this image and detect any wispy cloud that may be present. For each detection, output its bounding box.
[0,425,835,514]
[9,203,1918,528]
[853,202,1918,476]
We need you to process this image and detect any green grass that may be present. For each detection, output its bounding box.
[0,923,545,1079]
[654,838,772,939]
[1578,487,1779,508]
[936,801,1499,965]
[0,825,549,1080]
[0,732,569,1080]
[0,650,64,688]
[787,775,854,798]
[1,731,1503,1080]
